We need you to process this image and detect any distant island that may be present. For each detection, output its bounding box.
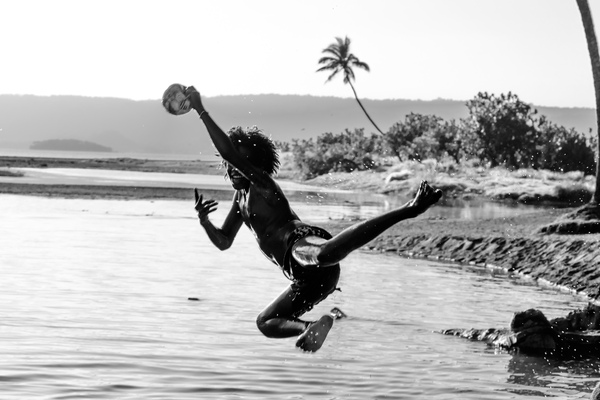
[30,139,113,152]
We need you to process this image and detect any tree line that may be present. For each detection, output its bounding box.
[281,91,597,179]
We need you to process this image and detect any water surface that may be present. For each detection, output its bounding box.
[1,195,597,399]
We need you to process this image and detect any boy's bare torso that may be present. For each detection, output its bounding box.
[234,182,304,266]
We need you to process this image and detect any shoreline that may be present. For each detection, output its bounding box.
[319,207,600,304]
[3,155,600,305]
[366,216,600,303]
[0,155,223,175]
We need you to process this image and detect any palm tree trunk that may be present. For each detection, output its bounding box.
[347,81,385,135]
[577,0,600,205]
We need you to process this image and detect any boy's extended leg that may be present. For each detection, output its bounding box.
[292,181,442,267]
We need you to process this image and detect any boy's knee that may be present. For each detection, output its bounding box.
[255,313,269,336]
[256,313,286,338]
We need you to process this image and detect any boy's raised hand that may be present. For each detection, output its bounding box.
[194,188,218,223]
[185,86,204,112]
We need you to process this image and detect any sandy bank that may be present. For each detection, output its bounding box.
[0,166,355,200]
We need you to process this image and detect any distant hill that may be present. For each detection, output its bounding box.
[30,139,112,152]
[0,94,596,155]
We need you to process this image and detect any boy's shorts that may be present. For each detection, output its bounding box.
[282,225,340,317]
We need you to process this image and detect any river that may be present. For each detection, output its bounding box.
[1,195,597,399]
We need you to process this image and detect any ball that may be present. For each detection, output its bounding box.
[162,83,192,115]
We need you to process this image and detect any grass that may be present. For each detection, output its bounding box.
[282,155,596,207]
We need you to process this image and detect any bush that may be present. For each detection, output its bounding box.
[555,184,593,205]
[291,128,383,179]
[536,121,596,175]
[384,113,443,162]
[465,92,542,169]
[464,91,596,174]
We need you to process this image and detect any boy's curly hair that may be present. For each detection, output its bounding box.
[224,126,280,176]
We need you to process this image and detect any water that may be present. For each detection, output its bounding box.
[1,195,597,399]
[306,192,544,221]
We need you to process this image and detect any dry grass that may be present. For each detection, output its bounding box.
[288,156,596,207]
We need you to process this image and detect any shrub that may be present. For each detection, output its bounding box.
[555,184,592,205]
[291,128,383,179]
[465,92,542,169]
[536,121,596,175]
[384,113,442,162]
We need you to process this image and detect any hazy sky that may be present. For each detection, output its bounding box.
[2,0,599,108]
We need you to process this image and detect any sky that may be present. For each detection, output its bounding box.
[2,0,599,108]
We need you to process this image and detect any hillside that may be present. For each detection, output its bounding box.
[30,139,112,152]
[0,94,596,155]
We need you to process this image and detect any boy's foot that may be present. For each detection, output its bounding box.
[330,307,347,320]
[409,180,443,215]
[295,315,334,352]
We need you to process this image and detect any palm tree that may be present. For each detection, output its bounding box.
[577,0,600,206]
[539,0,600,233]
[317,36,385,135]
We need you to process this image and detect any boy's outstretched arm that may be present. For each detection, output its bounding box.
[186,86,268,186]
[187,87,238,163]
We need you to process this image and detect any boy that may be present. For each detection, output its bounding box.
[187,86,442,352]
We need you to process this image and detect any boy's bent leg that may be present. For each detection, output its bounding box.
[256,267,340,341]
[256,286,309,338]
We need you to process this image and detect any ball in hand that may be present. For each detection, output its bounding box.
[162,83,191,115]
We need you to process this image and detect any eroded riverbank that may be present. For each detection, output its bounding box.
[349,210,600,303]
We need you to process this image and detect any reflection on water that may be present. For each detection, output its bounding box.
[289,190,548,222]
[0,195,596,399]
[506,354,600,396]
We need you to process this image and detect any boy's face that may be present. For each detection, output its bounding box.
[227,164,249,190]
[226,146,253,190]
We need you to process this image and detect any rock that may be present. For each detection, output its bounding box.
[384,170,411,185]
[441,308,600,357]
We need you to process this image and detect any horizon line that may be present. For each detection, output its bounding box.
[0,92,595,110]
